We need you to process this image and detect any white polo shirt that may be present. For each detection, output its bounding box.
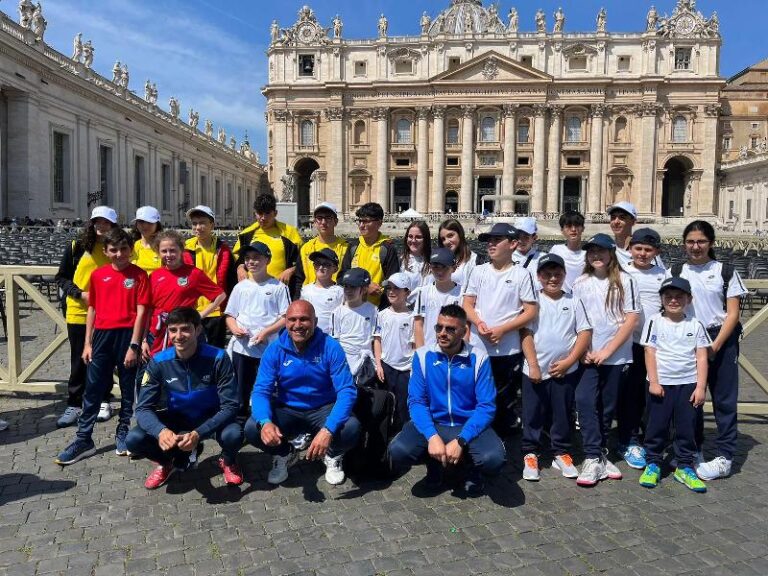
[464,262,538,357]
[224,278,291,358]
[641,313,712,385]
[453,251,478,288]
[414,281,463,347]
[624,262,667,343]
[549,244,586,289]
[522,291,592,380]
[668,261,748,328]
[572,272,640,365]
[300,283,344,335]
[374,308,414,371]
[512,247,544,271]
[331,301,378,375]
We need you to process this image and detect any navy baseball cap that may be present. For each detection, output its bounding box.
[309,248,339,266]
[629,228,661,249]
[430,247,455,267]
[583,233,616,251]
[242,241,271,258]
[478,223,518,242]
[537,253,566,272]
[659,276,692,295]
[340,267,371,287]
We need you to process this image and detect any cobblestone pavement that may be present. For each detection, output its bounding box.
[2,306,768,575]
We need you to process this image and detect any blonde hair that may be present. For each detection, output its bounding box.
[583,247,626,319]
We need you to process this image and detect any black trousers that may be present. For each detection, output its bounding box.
[66,323,111,407]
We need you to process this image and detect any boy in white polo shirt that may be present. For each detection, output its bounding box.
[520,254,592,481]
[300,248,344,335]
[512,217,544,271]
[639,276,711,493]
[463,223,539,435]
[549,211,587,289]
[413,248,462,348]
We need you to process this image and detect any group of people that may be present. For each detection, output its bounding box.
[35,192,746,497]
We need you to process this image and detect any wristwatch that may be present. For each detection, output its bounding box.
[457,437,468,449]
[129,342,141,353]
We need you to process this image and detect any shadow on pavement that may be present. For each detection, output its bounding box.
[0,473,76,506]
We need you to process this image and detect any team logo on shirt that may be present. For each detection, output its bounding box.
[202,374,211,382]
[124,278,135,289]
[505,280,513,284]
[312,356,322,363]
[177,277,189,287]
[103,276,112,282]
[141,371,151,387]
[687,333,694,337]
[562,307,570,311]
[283,360,293,367]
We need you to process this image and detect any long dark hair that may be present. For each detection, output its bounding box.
[401,220,431,276]
[683,220,716,261]
[130,221,164,243]
[438,219,471,266]
[77,220,117,253]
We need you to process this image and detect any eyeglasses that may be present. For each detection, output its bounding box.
[434,324,458,335]
[313,261,335,269]
[685,240,710,247]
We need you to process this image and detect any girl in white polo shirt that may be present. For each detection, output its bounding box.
[672,220,748,481]
[572,234,640,487]
[438,219,480,288]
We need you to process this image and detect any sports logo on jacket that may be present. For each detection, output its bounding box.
[283,360,293,367]
[177,277,189,287]
[124,278,135,289]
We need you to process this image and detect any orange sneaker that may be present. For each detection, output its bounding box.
[523,453,539,481]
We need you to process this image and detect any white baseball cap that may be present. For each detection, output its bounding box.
[90,206,118,224]
[313,202,338,217]
[514,216,538,235]
[382,272,412,290]
[132,206,161,224]
[607,201,638,220]
[185,205,215,221]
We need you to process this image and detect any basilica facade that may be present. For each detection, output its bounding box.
[265,0,723,219]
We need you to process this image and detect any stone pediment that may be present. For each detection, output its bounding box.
[431,51,551,84]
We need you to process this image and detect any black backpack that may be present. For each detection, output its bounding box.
[345,383,396,480]
[670,261,734,311]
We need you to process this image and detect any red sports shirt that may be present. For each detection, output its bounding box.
[89,263,151,330]
[148,264,224,352]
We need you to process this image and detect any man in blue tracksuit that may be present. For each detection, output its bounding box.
[388,304,506,495]
[126,307,243,489]
[245,300,360,486]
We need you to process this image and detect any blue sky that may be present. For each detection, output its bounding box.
[31,1,768,159]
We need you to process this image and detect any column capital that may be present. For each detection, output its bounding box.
[432,105,447,119]
[372,107,389,121]
[272,109,290,123]
[532,103,548,117]
[324,107,345,121]
[590,104,607,118]
[461,104,476,118]
[502,103,518,118]
[416,106,431,120]
[547,104,564,118]
[638,102,662,117]
[704,103,721,118]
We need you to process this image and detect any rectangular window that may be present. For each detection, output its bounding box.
[569,56,587,71]
[566,156,581,166]
[448,57,461,70]
[446,157,459,167]
[479,155,497,166]
[395,158,410,167]
[161,164,171,212]
[729,200,734,220]
[747,199,753,220]
[134,155,145,209]
[53,131,71,203]
[520,55,533,67]
[723,136,732,150]
[751,137,759,149]
[299,54,315,77]
[617,56,631,72]
[395,60,413,74]
[751,122,759,130]
[354,61,367,76]
[517,156,530,166]
[674,48,692,70]
[99,145,113,206]
[200,175,208,205]
[517,122,530,144]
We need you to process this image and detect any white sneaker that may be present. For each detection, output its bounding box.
[522,453,540,481]
[267,451,298,485]
[0,419,8,432]
[323,454,345,485]
[96,402,113,422]
[289,433,312,451]
[696,456,732,481]
[576,457,607,487]
[603,457,623,480]
[551,454,579,478]
[56,406,82,428]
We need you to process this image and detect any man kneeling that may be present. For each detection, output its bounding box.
[126,307,243,489]
[388,304,506,495]
[245,300,360,486]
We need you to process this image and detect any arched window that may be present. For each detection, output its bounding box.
[353,120,366,145]
[614,116,627,142]
[672,115,688,143]
[517,118,530,143]
[446,118,460,144]
[300,120,314,147]
[480,116,496,142]
[396,118,412,144]
[565,116,582,142]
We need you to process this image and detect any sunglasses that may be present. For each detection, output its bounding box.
[434,324,458,335]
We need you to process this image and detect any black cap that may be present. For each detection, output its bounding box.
[309,248,339,266]
[537,253,566,272]
[430,247,455,267]
[339,267,371,287]
[630,228,661,249]
[659,276,692,295]
[478,223,518,242]
[242,241,271,258]
[583,233,616,251]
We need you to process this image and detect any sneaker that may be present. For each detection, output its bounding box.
[674,466,707,493]
[218,458,244,486]
[639,463,661,488]
[267,451,298,485]
[522,453,540,481]
[552,454,579,478]
[54,438,96,465]
[56,406,82,428]
[115,433,131,457]
[289,432,312,451]
[602,450,623,480]
[323,454,345,485]
[622,444,647,470]
[144,464,176,490]
[576,457,607,487]
[696,456,732,481]
[96,402,113,422]
[0,419,8,432]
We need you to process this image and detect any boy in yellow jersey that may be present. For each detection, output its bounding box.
[293,202,348,297]
[183,205,237,348]
[339,202,399,308]
[233,193,303,287]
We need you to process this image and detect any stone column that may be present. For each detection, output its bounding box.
[637,103,659,215]
[325,107,345,209]
[373,107,389,211]
[432,106,445,213]
[6,91,40,218]
[389,176,395,212]
[410,176,416,209]
[272,109,289,196]
[460,105,475,212]
[546,105,563,214]
[587,104,606,214]
[416,106,430,214]
[531,104,548,214]
[698,104,720,217]
[501,104,517,213]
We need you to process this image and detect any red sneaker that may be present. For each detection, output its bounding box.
[144,464,175,490]
[218,458,244,486]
